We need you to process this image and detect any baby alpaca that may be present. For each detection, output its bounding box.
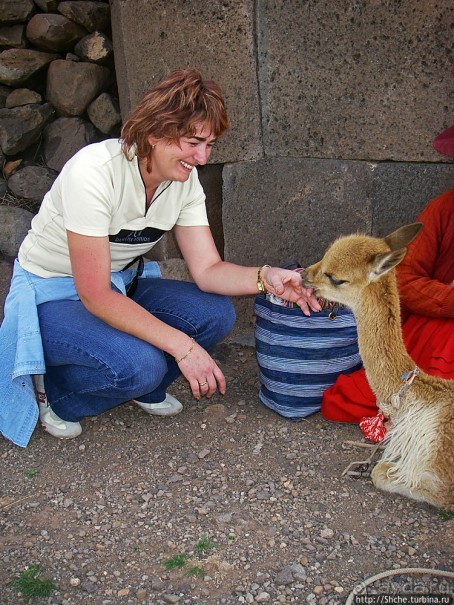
[303,223,453,510]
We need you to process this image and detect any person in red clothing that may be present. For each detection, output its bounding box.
[321,126,454,427]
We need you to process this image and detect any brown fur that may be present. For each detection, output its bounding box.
[303,223,454,510]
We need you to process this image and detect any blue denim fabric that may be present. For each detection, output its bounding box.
[37,279,236,422]
[0,260,161,447]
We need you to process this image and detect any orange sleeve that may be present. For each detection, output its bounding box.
[397,190,454,320]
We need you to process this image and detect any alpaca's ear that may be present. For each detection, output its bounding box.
[384,222,423,251]
[370,249,407,281]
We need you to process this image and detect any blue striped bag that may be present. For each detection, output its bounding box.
[254,294,362,420]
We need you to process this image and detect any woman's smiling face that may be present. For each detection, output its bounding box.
[146,123,217,185]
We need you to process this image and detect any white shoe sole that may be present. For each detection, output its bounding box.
[39,406,82,439]
[133,393,183,416]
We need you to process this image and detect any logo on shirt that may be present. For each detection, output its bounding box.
[109,227,166,245]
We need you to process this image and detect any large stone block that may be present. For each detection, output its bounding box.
[257,0,453,162]
[371,162,454,236]
[110,0,262,164]
[224,157,454,267]
[223,157,374,268]
[223,157,453,337]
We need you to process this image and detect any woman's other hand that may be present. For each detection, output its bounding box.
[176,339,226,400]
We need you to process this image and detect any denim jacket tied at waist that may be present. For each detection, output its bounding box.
[0,259,161,447]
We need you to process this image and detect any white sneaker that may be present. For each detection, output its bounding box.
[133,393,183,416]
[39,406,83,439]
[34,375,82,439]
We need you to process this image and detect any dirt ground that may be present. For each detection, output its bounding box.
[1,340,453,605]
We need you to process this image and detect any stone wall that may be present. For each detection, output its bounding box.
[0,0,119,246]
[110,0,453,337]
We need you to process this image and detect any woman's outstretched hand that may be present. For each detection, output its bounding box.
[262,267,321,316]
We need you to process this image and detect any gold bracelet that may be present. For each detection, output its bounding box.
[175,338,195,364]
[257,264,271,293]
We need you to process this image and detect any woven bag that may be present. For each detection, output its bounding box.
[254,294,362,420]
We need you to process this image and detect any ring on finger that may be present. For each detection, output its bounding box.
[199,381,208,387]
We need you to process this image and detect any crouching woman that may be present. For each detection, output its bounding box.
[0,68,320,445]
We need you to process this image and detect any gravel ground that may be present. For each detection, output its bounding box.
[1,341,453,605]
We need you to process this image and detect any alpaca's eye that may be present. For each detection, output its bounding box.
[326,274,347,286]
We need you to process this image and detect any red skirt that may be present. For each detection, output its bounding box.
[321,314,454,423]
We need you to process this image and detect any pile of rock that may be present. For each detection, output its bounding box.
[0,0,120,258]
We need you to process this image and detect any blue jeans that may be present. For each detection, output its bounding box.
[37,279,236,422]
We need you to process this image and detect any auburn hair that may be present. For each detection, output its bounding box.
[121,68,230,164]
